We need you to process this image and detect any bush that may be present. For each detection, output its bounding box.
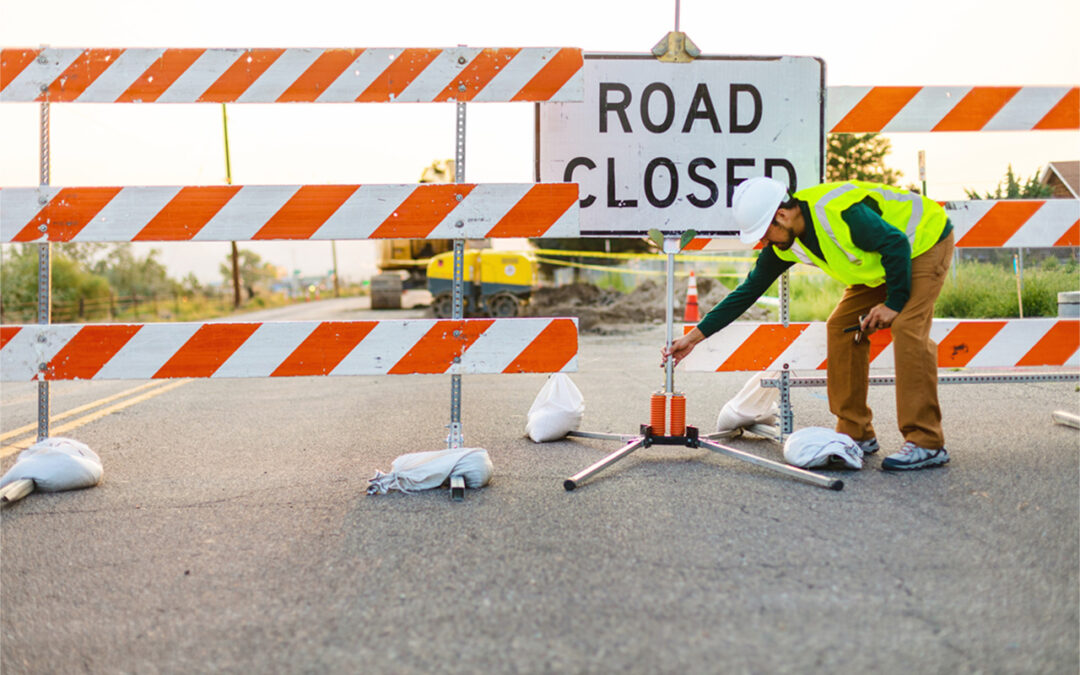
[936,260,1077,318]
[783,259,1077,321]
[780,274,845,321]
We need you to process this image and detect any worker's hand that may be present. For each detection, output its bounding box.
[662,328,705,367]
[859,304,899,336]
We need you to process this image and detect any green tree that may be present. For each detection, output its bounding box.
[220,248,277,299]
[54,242,111,267]
[826,133,902,185]
[91,244,176,298]
[1,245,112,321]
[964,165,1052,200]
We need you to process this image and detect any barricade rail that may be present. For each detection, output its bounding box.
[0,183,580,243]
[684,318,1080,438]
[686,198,1079,251]
[0,47,584,103]
[0,319,579,380]
[827,86,1078,133]
[682,319,1079,372]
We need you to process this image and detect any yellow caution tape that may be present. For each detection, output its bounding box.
[531,248,758,263]
[534,256,745,278]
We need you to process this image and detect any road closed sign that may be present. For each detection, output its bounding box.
[538,54,824,237]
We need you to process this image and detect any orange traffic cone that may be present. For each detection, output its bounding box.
[683,271,700,323]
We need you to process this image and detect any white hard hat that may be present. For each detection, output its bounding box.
[732,177,789,244]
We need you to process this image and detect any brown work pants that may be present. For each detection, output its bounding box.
[825,232,955,449]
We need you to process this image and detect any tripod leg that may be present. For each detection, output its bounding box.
[564,438,647,491]
[698,439,843,490]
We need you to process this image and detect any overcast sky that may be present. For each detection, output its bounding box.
[1,0,1077,283]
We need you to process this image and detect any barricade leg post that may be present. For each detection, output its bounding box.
[447,97,467,499]
[779,364,793,441]
[36,98,51,441]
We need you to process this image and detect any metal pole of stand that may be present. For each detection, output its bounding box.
[36,98,52,441]
[564,438,648,491]
[698,438,842,490]
[664,246,676,394]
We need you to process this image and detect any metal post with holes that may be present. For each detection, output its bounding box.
[779,365,793,437]
[447,67,469,500]
[777,268,792,442]
[448,89,467,443]
[36,96,51,441]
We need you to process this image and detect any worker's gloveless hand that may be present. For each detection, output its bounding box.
[662,328,705,367]
[859,304,899,336]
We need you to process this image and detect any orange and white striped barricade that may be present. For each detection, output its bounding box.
[676,83,1079,253]
[682,198,1080,252]
[0,47,584,103]
[0,183,580,243]
[946,199,1079,248]
[826,86,1078,133]
[681,319,1080,439]
[0,319,579,381]
[2,46,585,484]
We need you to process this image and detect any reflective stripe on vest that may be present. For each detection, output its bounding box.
[812,183,861,264]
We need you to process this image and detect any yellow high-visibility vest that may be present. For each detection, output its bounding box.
[773,181,949,287]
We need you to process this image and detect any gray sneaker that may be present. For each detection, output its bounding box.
[856,437,879,455]
[881,441,950,471]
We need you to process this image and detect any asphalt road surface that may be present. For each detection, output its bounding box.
[1,300,1077,674]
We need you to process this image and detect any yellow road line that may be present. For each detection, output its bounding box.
[0,381,166,443]
[0,379,191,459]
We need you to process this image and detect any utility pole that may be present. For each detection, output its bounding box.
[222,104,241,309]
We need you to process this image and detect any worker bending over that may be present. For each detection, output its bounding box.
[664,177,955,471]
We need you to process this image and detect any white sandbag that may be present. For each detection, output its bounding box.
[367,448,493,495]
[525,373,584,443]
[716,371,780,433]
[783,427,863,470]
[0,437,103,492]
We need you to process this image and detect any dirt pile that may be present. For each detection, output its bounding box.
[527,275,769,333]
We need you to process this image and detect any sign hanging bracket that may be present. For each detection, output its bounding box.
[651,31,700,62]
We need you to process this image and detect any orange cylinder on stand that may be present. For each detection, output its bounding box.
[670,394,686,436]
[650,393,667,436]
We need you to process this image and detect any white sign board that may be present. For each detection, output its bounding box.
[538,54,824,237]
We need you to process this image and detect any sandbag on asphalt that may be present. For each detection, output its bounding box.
[525,373,584,442]
[0,437,103,492]
[783,427,864,470]
[367,448,493,495]
[716,371,779,433]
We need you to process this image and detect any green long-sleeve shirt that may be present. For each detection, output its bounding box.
[696,198,952,338]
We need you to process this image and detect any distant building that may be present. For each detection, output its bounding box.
[1039,161,1079,199]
